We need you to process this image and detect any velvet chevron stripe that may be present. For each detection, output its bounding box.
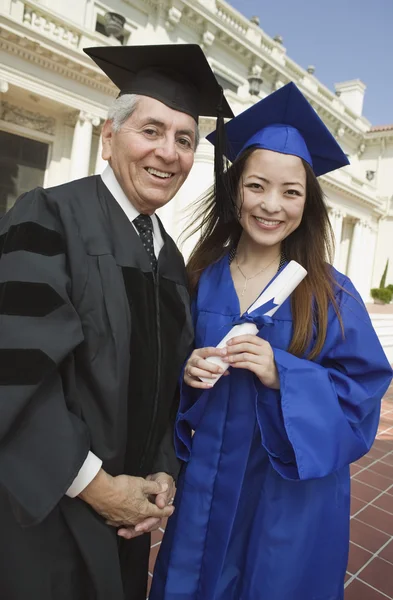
[0,282,66,316]
[0,349,56,385]
[0,222,65,257]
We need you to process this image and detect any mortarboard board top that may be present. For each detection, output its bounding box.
[207,82,349,177]
[84,44,233,122]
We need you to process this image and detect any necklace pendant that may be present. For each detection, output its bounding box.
[241,279,247,297]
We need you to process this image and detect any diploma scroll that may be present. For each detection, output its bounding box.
[199,260,307,384]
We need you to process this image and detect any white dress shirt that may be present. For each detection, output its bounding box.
[66,163,164,498]
[101,164,164,256]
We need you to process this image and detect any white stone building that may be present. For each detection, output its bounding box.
[1,0,392,357]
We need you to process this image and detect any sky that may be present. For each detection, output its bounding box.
[228,0,393,126]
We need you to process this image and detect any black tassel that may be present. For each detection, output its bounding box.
[213,88,237,223]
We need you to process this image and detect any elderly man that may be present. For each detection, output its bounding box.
[0,45,232,600]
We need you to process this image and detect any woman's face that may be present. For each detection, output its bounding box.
[237,149,307,251]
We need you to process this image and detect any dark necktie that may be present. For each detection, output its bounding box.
[133,214,157,272]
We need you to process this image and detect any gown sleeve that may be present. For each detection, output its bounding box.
[257,276,393,480]
[151,392,182,481]
[0,188,90,526]
[174,298,207,462]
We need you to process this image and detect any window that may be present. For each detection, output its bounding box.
[0,130,48,216]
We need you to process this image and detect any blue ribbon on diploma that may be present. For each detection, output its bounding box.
[232,313,274,329]
[232,297,278,329]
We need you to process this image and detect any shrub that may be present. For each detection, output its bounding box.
[371,287,393,304]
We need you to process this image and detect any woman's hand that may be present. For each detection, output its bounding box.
[145,472,176,510]
[184,347,229,389]
[226,335,280,389]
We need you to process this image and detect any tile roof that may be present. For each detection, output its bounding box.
[370,124,393,132]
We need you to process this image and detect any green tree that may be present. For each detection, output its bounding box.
[379,259,389,289]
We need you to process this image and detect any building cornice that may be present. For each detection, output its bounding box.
[0,25,117,100]
[0,0,384,143]
[365,129,393,144]
[322,172,384,214]
[0,101,56,135]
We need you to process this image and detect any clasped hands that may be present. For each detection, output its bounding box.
[184,334,280,390]
[79,470,176,541]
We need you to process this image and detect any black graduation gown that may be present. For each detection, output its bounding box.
[0,176,193,600]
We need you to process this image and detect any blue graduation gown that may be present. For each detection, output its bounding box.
[150,255,392,600]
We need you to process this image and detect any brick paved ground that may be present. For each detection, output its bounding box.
[345,382,393,599]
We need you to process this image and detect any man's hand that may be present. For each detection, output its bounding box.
[117,472,176,540]
[79,469,174,527]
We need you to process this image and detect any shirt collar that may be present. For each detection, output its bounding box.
[100,163,165,254]
[101,163,140,223]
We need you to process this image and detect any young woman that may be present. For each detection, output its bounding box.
[149,83,393,600]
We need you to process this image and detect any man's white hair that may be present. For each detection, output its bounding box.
[107,94,200,149]
[107,94,140,132]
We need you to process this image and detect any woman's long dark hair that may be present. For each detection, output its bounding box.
[184,147,343,360]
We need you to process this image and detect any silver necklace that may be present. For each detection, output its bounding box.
[235,253,281,297]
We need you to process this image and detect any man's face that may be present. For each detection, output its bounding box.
[102,96,197,214]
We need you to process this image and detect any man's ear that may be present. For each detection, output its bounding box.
[101,119,113,161]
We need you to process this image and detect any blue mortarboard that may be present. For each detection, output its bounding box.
[206,82,349,177]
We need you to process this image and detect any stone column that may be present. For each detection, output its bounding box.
[69,111,100,180]
[347,219,366,294]
[176,140,214,259]
[362,222,377,302]
[156,181,179,240]
[0,79,9,117]
[330,208,344,268]
[157,138,214,256]
[0,80,9,94]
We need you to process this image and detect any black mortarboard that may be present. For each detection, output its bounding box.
[83,44,233,122]
[84,44,234,215]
